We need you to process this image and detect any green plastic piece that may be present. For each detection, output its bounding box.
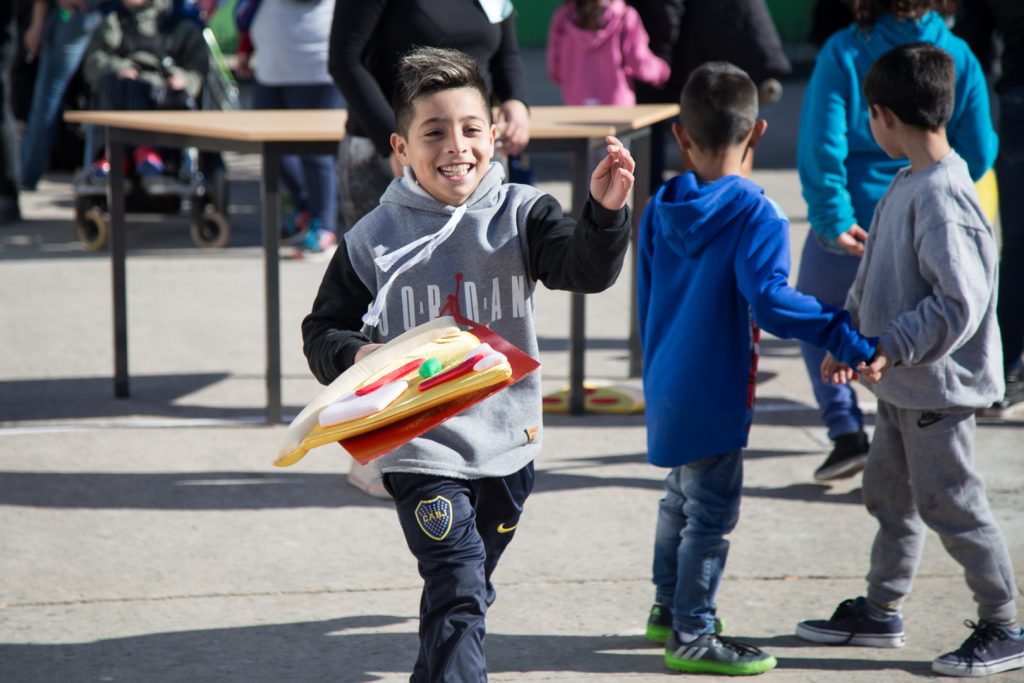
[419,358,443,379]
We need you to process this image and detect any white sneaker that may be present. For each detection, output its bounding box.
[347,461,391,500]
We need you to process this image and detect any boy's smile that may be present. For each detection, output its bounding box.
[391,87,496,207]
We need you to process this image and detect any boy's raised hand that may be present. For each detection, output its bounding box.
[590,136,635,211]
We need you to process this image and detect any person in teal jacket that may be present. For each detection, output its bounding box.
[795,0,997,482]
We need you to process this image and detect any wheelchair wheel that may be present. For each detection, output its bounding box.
[190,206,230,248]
[74,202,109,251]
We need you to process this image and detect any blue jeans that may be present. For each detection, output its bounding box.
[652,451,743,635]
[251,82,342,232]
[19,10,100,190]
[996,86,1024,368]
[795,234,864,438]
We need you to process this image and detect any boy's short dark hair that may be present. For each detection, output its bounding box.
[392,46,491,137]
[678,62,758,151]
[863,43,955,131]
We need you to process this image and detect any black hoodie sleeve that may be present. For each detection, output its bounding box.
[525,194,631,293]
[301,239,375,385]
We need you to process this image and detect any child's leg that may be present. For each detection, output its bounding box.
[795,235,864,441]
[475,463,534,607]
[862,400,924,612]
[897,406,1019,624]
[384,473,489,683]
[654,451,742,636]
[384,468,533,681]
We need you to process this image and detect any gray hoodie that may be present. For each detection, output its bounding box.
[303,162,630,478]
[846,151,1004,409]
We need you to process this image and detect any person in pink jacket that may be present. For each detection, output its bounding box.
[547,0,670,106]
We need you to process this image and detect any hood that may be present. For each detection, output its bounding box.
[380,161,506,215]
[858,11,946,60]
[655,172,766,257]
[121,0,174,35]
[559,0,629,49]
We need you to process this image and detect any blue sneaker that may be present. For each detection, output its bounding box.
[299,219,337,254]
[796,597,906,647]
[932,621,1024,677]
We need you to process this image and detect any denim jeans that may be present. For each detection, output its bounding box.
[652,451,743,635]
[996,86,1024,368]
[19,10,100,190]
[251,82,342,232]
[795,233,865,438]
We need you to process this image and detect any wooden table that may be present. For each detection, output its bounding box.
[65,104,678,422]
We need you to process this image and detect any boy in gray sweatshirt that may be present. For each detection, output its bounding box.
[302,46,635,681]
[795,43,1023,678]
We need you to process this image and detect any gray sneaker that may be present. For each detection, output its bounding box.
[931,620,1024,677]
[665,632,777,675]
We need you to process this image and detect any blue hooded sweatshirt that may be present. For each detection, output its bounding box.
[638,173,877,467]
[798,11,997,242]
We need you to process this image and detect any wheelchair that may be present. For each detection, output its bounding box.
[71,27,239,251]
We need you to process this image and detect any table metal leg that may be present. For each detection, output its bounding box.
[568,140,591,415]
[261,145,282,424]
[628,130,652,378]
[108,133,129,398]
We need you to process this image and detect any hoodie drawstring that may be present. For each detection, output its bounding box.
[361,204,468,329]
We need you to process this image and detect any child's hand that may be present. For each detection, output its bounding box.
[590,136,635,211]
[836,224,868,257]
[856,343,891,384]
[821,352,856,384]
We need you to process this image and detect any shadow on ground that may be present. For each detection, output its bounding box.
[0,614,928,683]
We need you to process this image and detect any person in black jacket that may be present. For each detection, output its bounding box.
[955,0,1024,414]
[328,0,530,229]
[0,0,21,224]
[626,0,791,183]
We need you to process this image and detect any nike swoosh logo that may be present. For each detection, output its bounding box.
[917,412,946,428]
[497,522,518,534]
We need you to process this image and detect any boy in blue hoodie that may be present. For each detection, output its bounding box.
[637,61,877,676]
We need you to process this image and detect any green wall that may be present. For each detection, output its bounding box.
[514,0,815,48]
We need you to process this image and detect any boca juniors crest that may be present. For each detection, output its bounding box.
[415,496,453,541]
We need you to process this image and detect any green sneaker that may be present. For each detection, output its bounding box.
[646,604,724,644]
[665,632,777,675]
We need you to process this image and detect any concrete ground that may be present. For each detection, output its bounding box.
[1,53,1022,682]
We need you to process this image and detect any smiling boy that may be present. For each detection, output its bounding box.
[301,46,635,681]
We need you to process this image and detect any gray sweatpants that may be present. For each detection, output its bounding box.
[864,400,1019,623]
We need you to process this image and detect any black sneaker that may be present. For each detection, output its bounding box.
[931,620,1024,677]
[796,597,905,647]
[814,431,870,481]
[665,631,777,675]
[646,604,723,643]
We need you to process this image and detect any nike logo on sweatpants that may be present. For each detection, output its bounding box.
[917,412,946,428]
